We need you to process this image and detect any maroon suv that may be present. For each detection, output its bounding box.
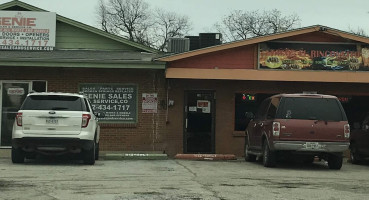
[244,94,350,169]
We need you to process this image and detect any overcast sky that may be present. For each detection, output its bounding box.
[3,0,369,36]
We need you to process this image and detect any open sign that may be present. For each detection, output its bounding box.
[7,88,25,95]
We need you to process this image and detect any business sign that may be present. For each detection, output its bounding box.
[0,11,56,51]
[259,42,369,71]
[142,93,158,113]
[80,84,137,123]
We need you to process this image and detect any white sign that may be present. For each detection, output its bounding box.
[197,100,211,113]
[0,11,56,51]
[7,88,24,95]
[142,93,158,113]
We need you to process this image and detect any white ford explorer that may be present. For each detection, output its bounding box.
[12,92,103,165]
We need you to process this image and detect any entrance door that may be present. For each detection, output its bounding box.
[0,82,30,146]
[184,91,215,153]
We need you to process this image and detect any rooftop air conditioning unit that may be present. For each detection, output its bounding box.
[167,38,190,53]
[199,33,222,48]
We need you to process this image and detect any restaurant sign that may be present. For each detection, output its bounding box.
[80,84,137,123]
[0,11,56,51]
[259,42,369,71]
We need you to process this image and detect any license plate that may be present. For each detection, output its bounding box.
[46,119,58,124]
[303,142,322,150]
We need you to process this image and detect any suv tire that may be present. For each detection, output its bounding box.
[11,147,25,164]
[263,141,276,167]
[328,154,343,170]
[244,137,256,162]
[83,142,96,165]
[95,142,100,160]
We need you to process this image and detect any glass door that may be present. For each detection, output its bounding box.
[184,91,216,154]
[0,82,30,147]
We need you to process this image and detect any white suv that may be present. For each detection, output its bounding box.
[12,92,103,165]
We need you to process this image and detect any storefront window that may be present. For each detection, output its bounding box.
[234,93,258,131]
[234,93,274,131]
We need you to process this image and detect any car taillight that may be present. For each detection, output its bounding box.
[273,122,280,136]
[16,112,23,126]
[82,114,91,128]
[344,124,350,139]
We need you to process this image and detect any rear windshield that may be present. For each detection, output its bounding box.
[276,97,346,121]
[21,95,84,111]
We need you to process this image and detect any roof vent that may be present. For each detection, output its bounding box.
[167,38,190,53]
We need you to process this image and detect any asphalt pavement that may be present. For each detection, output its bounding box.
[1,155,369,200]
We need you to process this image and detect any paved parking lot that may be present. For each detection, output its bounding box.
[1,157,369,200]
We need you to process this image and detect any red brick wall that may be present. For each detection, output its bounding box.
[0,66,168,153]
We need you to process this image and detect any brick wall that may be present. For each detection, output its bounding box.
[0,66,168,153]
[4,66,369,157]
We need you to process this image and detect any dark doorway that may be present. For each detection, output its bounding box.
[184,91,215,153]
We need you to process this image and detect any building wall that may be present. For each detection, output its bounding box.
[168,45,258,69]
[55,22,139,51]
[166,79,369,157]
[276,31,353,43]
[167,31,360,71]
[0,66,167,152]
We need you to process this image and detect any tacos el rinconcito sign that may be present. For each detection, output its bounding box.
[259,42,369,71]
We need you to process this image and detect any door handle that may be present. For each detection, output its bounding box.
[185,118,188,129]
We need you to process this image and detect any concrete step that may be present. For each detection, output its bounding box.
[0,148,10,158]
[175,154,237,161]
[0,149,168,160]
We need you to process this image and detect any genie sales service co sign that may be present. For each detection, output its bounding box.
[0,11,56,51]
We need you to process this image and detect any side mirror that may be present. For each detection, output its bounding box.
[95,112,105,118]
[245,112,254,119]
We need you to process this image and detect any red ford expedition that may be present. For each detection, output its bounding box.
[244,94,350,169]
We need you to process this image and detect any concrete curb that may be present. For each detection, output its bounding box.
[102,153,168,160]
[0,149,10,158]
[175,154,237,161]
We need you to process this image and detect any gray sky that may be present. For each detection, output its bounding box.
[4,0,369,35]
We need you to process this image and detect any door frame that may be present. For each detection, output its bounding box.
[0,81,32,148]
[183,90,216,154]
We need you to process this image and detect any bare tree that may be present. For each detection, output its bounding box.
[152,9,191,51]
[347,26,367,37]
[97,0,152,43]
[215,9,301,42]
[96,0,192,50]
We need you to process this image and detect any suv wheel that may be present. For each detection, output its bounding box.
[244,137,256,162]
[83,142,96,165]
[350,145,360,164]
[11,147,25,164]
[328,154,343,170]
[263,141,276,167]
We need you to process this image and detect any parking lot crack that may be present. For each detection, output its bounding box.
[175,161,223,200]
